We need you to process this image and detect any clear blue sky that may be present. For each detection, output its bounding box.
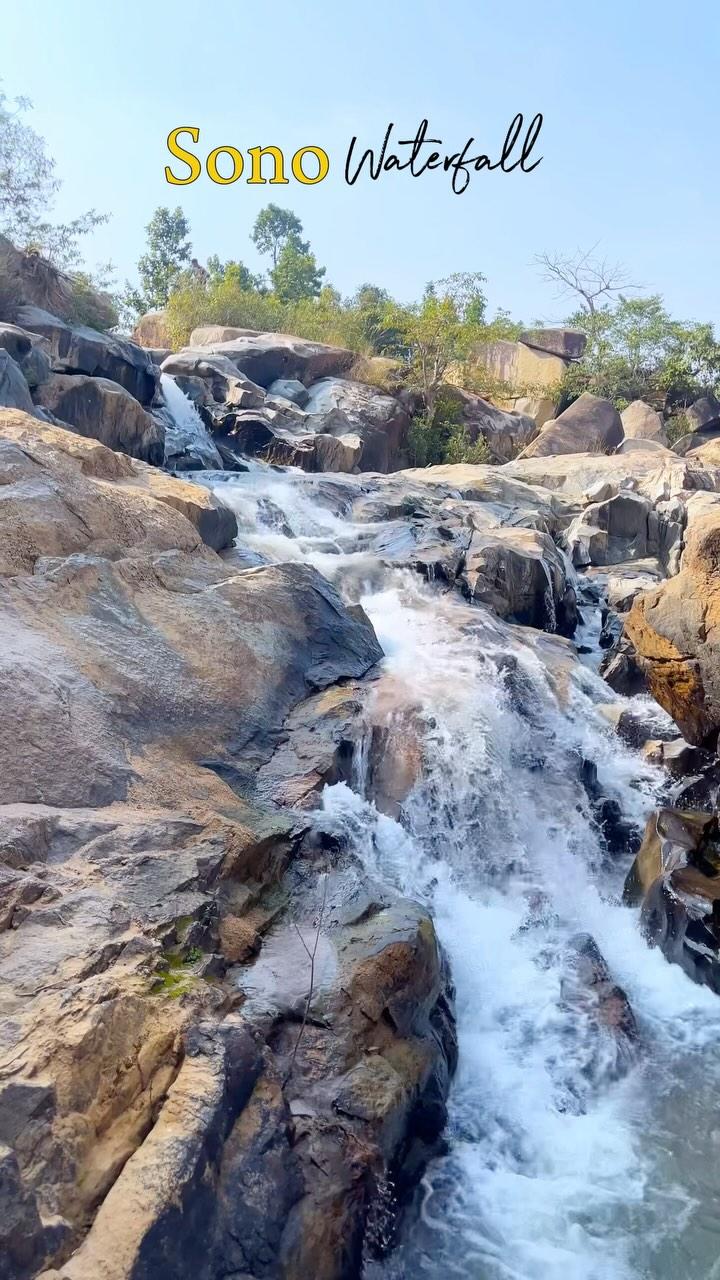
[3,0,720,325]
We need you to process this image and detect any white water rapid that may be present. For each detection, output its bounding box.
[160,372,223,470]
[212,464,720,1280]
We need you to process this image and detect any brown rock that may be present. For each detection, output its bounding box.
[517,393,623,459]
[34,372,164,464]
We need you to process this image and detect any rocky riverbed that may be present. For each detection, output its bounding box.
[4,291,720,1279]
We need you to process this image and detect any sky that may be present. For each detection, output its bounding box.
[3,0,720,325]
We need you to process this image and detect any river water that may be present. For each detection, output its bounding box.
[211,463,720,1280]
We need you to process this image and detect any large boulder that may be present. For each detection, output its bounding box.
[624,808,720,993]
[0,350,36,416]
[0,410,236,573]
[303,377,410,471]
[620,400,667,444]
[516,393,623,459]
[518,327,587,360]
[504,449,720,503]
[468,337,568,394]
[15,307,157,405]
[0,408,456,1280]
[460,525,577,633]
[132,310,171,349]
[190,329,355,387]
[624,492,720,744]
[160,350,265,408]
[686,393,720,434]
[34,372,165,464]
[563,491,682,573]
[0,323,51,390]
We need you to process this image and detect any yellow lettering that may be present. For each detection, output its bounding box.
[291,146,330,185]
[206,146,244,185]
[247,145,289,185]
[165,127,201,185]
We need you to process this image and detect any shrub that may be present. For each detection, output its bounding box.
[65,272,118,330]
[665,413,691,446]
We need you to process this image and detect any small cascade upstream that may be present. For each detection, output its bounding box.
[160,372,223,470]
[213,464,720,1279]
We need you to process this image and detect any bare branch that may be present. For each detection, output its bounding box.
[285,873,328,1083]
[534,246,642,316]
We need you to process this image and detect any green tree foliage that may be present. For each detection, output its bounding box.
[125,206,191,314]
[563,295,720,409]
[0,79,109,282]
[270,239,326,301]
[386,272,487,414]
[250,204,304,267]
[406,388,488,467]
[206,254,264,292]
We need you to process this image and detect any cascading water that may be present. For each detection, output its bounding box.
[160,371,223,470]
[213,465,720,1280]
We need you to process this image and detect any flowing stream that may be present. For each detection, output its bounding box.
[213,464,720,1280]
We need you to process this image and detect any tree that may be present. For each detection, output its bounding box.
[0,83,57,241]
[126,206,191,313]
[562,294,720,408]
[270,240,325,302]
[535,245,640,316]
[0,80,107,269]
[207,254,264,292]
[388,272,487,415]
[251,204,304,267]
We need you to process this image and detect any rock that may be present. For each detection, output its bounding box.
[517,393,623,459]
[601,562,663,613]
[461,526,577,634]
[211,408,360,474]
[674,431,720,456]
[625,808,720,993]
[0,409,236,575]
[597,703,673,751]
[33,373,165,465]
[303,377,410,472]
[561,933,638,1084]
[267,377,310,407]
[0,350,36,415]
[439,385,537,461]
[15,307,157,406]
[11,329,52,391]
[313,432,363,472]
[395,464,563,533]
[0,323,33,364]
[649,736,710,777]
[686,393,720,434]
[624,494,720,745]
[467,338,568,402]
[619,399,667,443]
[563,491,682,573]
[687,436,720,466]
[599,637,648,696]
[518,328,587,360]
[505,449,720,504]
[132,310,171,349]
[160,350,265,408]
[0,406,462,1278]
[192,329,355,387]
[0,1143,47,1280]
[615,437,671,455]
[507,394,557,428]
[1,234,110,325]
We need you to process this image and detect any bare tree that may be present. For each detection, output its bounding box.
[284,873,328,1083]
[534,244,642,316]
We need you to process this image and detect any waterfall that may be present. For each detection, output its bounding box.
[160,372,223,470]
[212,466,720,1280]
